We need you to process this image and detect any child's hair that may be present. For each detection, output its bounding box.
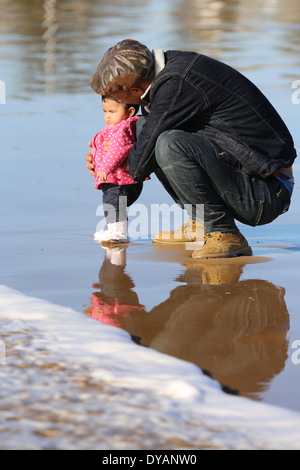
[102,95,140,115]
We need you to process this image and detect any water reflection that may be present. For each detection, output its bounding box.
[84,247,145,330]
[85,247,290,402]
[42,0,58,92]
[1,0,300,96]
[0,0,155,95]
[174,0,300,60]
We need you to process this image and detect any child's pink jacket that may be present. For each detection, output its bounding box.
[92,116,140,189]
[89,293,144,329]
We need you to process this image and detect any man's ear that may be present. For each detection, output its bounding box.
[129,87,144,96]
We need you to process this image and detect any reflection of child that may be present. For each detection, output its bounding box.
[92,95,144,244]
[84,246,145,329]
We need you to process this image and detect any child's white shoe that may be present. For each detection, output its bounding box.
[94,221,129,245]
[94,229,111,241]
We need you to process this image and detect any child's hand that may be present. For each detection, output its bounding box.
[97,171,108,181]
[103,140,110,152]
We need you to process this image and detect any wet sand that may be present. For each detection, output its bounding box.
[132,242,272,266]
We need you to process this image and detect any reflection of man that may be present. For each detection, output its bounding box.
[86,39,296,259]
[128,264,290,400]
[86,252,290,400]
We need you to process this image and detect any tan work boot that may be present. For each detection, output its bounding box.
[152,220,204,245]
[192,231,252,259]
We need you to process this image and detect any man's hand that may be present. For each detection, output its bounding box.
[85,141,95,177]
[96,171,108,182]
[120,159,129,171]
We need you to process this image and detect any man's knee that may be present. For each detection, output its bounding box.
[155,130,184,167]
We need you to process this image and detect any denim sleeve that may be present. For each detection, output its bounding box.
[128,75,208,182]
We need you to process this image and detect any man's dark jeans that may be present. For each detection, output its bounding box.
[136,119,288,233]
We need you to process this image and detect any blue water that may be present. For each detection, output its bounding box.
[1,0,300,414]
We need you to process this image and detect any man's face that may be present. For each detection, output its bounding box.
[110,88,148,107]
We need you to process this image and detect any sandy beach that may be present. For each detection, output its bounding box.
[1,0,300,450]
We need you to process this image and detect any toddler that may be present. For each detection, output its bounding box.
[92,95,144,244]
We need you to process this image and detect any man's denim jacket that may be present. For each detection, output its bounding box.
[128,50,297,182]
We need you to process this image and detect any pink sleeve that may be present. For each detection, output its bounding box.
[98,121,136,175]
[92,131,104,163]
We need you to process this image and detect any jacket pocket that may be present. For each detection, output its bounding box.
[215,132,270,176]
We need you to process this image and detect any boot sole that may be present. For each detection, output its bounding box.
[192,246,253,259]
[152,238,196,245]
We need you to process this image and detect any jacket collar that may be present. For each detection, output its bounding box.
[141,49,165,112]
